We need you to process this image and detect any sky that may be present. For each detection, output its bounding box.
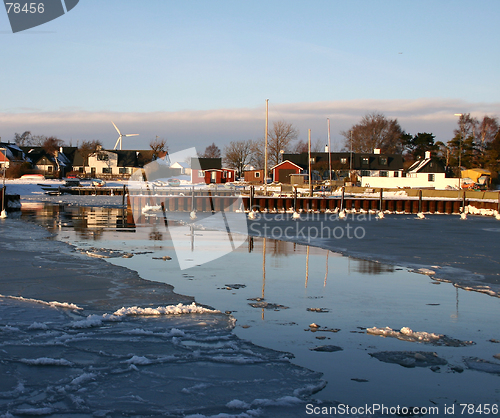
[1,0,500,153]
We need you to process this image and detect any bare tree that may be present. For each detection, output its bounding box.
[42,136,64,155]
[13,131,33,146]
[292,138,323,154]
[201,142,221,158]
[150,137,168,159]
[79,140,102,174]
[341,113,404,154]
[267,120,299,166]
[223,139,255,176]
[478,116,499,152]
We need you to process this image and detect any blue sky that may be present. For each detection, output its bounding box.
[1,1,500,152]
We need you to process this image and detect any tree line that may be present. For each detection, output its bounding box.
[10,111,500,183]
[339,112,500,180]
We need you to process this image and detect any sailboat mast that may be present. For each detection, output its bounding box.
[264,99,269,194]
[328,118,332,189]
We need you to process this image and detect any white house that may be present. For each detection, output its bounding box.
[170,161,191,175]
[361,152,460,189]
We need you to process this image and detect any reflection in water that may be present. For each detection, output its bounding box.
[22,204,135,241]
[23,203,397,277]
[20,203,500,408]
[349,257,395,275]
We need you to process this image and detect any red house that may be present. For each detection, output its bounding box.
[190,157,236,184]
[271,160,303,183]
[203,168,236,184]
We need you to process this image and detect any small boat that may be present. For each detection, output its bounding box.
[168,178,181,187]
[92,179,106,187]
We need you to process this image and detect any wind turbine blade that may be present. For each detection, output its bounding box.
[124,134,139,137]
[111,121,121,135]
[113,136,121,150]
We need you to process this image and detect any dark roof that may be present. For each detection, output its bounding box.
[191,157,222,170]
[407,157,446,173]
[0,142,25,162]
[283,152,404,171]
[115,151,138,167]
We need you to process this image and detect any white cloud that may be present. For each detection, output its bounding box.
[1,99,499,152]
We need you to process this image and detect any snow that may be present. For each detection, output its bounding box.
[20,357,73,366]
[0,294,82,310]
[113,302,220,316]
[366,326,474,346]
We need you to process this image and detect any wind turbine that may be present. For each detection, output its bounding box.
[112,121,138,150]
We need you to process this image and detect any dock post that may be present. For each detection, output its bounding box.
[379,188,383,211]
[340,186,345,211]
[122,185,126,206]
[191,187,195,211]
[293,187,298,212]
[418,189,422,213]
[497,192,500,213]
[250,186,255,211]
[462,191,467,213]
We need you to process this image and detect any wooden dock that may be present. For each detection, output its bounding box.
[127,189,500,216]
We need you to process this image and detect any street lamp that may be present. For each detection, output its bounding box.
[454,113,463,189]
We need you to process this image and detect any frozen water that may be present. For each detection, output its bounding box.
[7,200,500,414]
[0,294,327,417]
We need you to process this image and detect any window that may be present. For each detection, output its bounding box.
[97,153,109,161]
[255,172,261,178]
[402,172,407,177]
[380,171,388,177]
[78,167,84,173]
[361,170,370,177]
[428,174,435,182]
[362,157,369,165]
[379,157,388,166]
[47,166,53,172]
[91,167,96,174]
[393,171,399,177]
[119,167,128,174]
[102,167,111,174]
[198,170,204,177]
[227,171,232,178]
[340,157,347,164]
[309,157,316,163]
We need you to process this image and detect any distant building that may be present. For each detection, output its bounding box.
[22,146,75,177]
[360,152,460,189]
[283,150,404,182]
[271,160,303,183]
[170,161,191,175]
[0,143,26,169]
[190,157,236,184]
[72,148,154,178]
[244,169,264,183]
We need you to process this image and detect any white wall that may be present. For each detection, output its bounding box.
[361,173,460,189]
[87,151,118,174]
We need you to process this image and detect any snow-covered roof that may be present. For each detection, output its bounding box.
[171,161,190,169]
[270,160,303,171]
[407,158,431,173]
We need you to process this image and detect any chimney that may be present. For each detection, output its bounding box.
[425,151,431,159]
[324,144,329,153]
[373,149,381,154]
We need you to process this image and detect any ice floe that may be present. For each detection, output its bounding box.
[113,302,220,316]
[370,351,447,368]
[366,326,474,346]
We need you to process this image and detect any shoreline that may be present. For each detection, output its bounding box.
[16,194,500,299]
